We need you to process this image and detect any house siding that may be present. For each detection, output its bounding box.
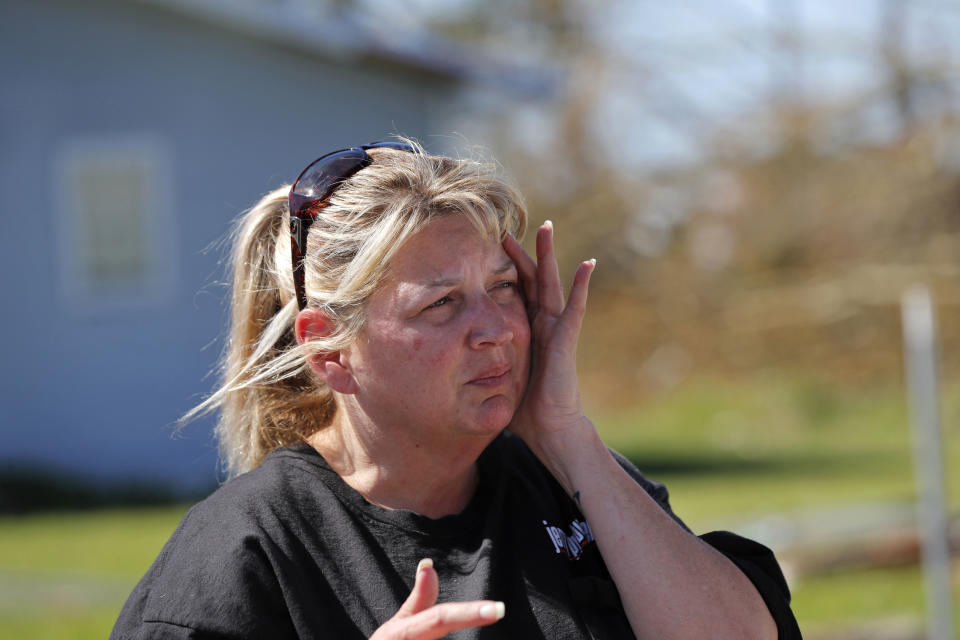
[0,0,458,489]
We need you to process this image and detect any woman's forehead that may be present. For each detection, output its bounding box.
[373,217,513,299]
[398,217,507,268]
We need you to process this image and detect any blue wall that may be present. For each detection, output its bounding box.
[0,0,457,490]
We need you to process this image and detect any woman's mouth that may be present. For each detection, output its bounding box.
[468,365,512,387]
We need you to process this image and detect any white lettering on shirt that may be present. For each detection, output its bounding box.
[542,519,596,560]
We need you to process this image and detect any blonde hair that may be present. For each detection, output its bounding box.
[188,140,528,477]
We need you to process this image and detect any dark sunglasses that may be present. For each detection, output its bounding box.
[289,141,416,310]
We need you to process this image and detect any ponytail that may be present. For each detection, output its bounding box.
[184,187,333,478]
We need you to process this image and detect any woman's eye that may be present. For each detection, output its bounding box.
[495,281,518,293]
[426,296,451,309]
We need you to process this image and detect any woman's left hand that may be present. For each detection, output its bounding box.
[502,221,597,484]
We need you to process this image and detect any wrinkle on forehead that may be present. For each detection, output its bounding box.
[368,216,514,313]
[424,258,516,289]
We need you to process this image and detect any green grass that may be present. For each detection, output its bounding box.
[0,506,188,640]
[0,506,189,577]
[791,563,960,638]
[594,373,960,528]
[0,610,127,640]
[2,372,958,638]
[792,564,926,634]
[593,372,960,637]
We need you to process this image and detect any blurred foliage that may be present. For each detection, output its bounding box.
[575,124,960,405]
[380,0,960,404]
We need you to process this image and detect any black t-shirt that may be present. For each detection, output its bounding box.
[111,432,800,639]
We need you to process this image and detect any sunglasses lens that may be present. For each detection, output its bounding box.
[290,149,369,214]
[289,142,417,310]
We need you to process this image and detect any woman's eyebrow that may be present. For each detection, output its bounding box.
[493,259,517,275]
[424,260,516,289]
[426,278,460,289]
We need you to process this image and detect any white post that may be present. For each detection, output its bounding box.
[901,285,954,640]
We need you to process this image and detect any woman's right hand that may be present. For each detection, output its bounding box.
[369,559,505,640]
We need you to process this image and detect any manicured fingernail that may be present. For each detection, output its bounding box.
[589,258,597,266]
[480,602,506,620]
[417,558,433,573]
[544,220,553,229]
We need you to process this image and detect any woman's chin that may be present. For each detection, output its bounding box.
[468,395,519,436]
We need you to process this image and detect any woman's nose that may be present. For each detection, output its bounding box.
[468,296,514,348]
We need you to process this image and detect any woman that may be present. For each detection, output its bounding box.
[112,140,800,639]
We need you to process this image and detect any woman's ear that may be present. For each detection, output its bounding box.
[294,308,332,346]
[294,309,358,394]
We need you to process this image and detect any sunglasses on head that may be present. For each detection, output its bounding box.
[288,141,417,311]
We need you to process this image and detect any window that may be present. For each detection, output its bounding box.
[55,136,177,311]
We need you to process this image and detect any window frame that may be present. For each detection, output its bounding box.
[54,135,177,314]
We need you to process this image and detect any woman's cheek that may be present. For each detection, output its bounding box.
[513,317,533,391]
[509,298,532,341]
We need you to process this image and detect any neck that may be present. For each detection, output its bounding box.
[307,404,493,519]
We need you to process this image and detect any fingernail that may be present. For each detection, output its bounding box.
[417,558,433,573]
[544,220,553,229]
[480,602,506,621]
[589,258,597,266]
